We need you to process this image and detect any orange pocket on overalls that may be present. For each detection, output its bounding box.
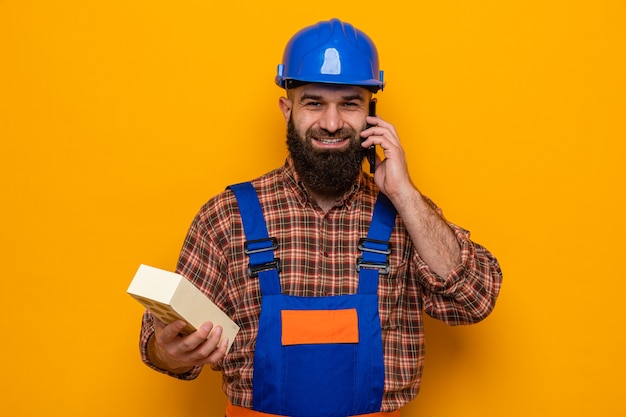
[281,309,360,345]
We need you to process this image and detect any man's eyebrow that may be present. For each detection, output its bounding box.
[299,93,366,102]
[299,94,323,102]
[342,94,367,102]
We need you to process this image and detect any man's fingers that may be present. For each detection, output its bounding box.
[168,322,220,354]
[188,325,222,355]
[157,320,187,343]
[206,337,229,364]
[152,318,227,368]
[198,335,229,366]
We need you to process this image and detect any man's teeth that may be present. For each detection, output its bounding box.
[316,138,345,144]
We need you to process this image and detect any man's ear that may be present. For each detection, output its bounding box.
[278,96,292,125]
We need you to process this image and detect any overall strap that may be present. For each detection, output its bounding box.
[228,182,281,295]
[357,193,397,295]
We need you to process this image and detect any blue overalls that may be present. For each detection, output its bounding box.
[229,182,397,417]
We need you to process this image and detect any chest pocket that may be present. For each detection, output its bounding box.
[281,308,359,345]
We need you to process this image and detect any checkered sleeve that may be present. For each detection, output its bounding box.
[416,222,503,326]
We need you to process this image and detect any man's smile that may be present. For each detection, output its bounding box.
[313,136,349,144]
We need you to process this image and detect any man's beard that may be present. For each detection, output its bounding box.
[286,118,365,196]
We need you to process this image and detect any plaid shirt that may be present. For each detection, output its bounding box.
[140,157,502,412]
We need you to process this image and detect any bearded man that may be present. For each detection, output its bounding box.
[138,18,502,417]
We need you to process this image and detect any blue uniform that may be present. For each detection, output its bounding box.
[229,182,396,417]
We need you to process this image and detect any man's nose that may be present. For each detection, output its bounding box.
[318,106,344,133]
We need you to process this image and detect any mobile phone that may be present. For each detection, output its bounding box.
[364,98,377,174]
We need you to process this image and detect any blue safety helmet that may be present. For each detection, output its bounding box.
[276,19,385,92]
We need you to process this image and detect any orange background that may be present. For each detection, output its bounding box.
[1,1,625,416]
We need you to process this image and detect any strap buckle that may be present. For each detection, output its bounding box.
[248,258,281,278]
[244,237,278,254]
[356,257,390,274]
[356,237,391,275]
[358,238,391,255]
[245,237,280,277]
